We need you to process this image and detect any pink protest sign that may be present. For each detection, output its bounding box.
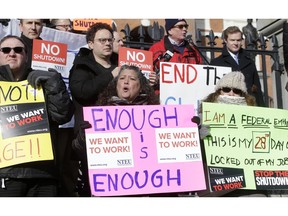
[83,104,206,196]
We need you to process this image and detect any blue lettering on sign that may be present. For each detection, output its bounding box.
[91,106,179,131]
[93,169,181,193]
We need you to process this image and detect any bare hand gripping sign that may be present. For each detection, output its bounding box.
[0,81,53,168]
[83,104,206,196]
[202,102,288,191]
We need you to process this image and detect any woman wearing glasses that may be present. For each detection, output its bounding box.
[197,71,267,197]
[202,71,256,106]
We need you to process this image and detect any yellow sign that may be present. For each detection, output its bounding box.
[0,80,53,168]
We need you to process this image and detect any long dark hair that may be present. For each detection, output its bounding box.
[97,65,159,105]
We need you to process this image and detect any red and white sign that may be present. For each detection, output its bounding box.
[118,47,153,79]
[31,39,67,71]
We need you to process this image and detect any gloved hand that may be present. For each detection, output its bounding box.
[191,116,201,126]
[77,121,92,144]
[191,115,210,139]
[72,121,92,159]
[199,124,210,139]
[27,68,58,88]
[0,19,10,26]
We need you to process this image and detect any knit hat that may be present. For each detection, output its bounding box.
[165,19,187,33]
[215,71,247,93]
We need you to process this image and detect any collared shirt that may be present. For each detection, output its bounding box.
[168,36,185,46]
[228,50,239,64]
[168,36,185,53]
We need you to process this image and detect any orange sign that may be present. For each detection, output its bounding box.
[73,19,113,31]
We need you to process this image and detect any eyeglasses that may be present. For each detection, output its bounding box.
[0,47,25,54]
[95,38,115,45]
[56,25,72,29]
[221,87,243,95]
[173,24,189,30]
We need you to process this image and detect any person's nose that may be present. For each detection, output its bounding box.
[31,22,36,29]
[228,90,235,96]
[8,49,16,55]
[123,77,129,84]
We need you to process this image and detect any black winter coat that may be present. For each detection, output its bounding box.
[210,46,265,107]
[69,48,116,134]
[0,65,74,179]
[20,33,42,77]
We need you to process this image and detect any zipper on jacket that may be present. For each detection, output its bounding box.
[1,178,8,189]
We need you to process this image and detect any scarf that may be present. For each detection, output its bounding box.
[216,95,247,106]
[108,94,149,105]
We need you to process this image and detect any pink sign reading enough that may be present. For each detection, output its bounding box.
[83,104,206,196]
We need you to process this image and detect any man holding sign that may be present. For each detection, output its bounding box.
[0,35,73,197]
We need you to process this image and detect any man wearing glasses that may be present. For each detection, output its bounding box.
[149,19,203,94]
[69,22,120,197]
[50,19,72,32]
[0,35,73,197]
[149,19,203,72]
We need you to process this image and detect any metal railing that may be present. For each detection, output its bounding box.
[116,22,284,108]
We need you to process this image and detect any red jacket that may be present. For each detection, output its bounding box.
[149,36,203,72]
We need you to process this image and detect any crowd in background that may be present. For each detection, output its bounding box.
[0,19,283,198]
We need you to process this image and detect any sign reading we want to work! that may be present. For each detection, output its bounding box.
[0,81,53,168]
[83,104,206,196]
[202,102,288,192]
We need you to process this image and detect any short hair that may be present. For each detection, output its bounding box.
[86,22,113,43]
[50,19,71,28]
[223,26,243,40]
[19,19,44,24]
[0,35,28,53]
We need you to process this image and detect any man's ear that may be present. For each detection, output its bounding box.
[167,29,171,36]
[88,41,93,49]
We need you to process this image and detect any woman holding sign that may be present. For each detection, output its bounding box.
[197,71,267,197]
[72,64,159,196]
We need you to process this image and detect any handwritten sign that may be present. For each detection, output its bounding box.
[31,39,67,71]
[83,104,206,196]
[160,62,231,112]
[202,102,288,191]
[118,47,153,79]
[0,81,53,168]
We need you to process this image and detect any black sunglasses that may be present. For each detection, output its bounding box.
[173,24,189,30]
[0,47,25,54]
[221,87,243,95]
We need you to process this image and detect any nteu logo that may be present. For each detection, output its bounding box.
[117,159,132,166]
